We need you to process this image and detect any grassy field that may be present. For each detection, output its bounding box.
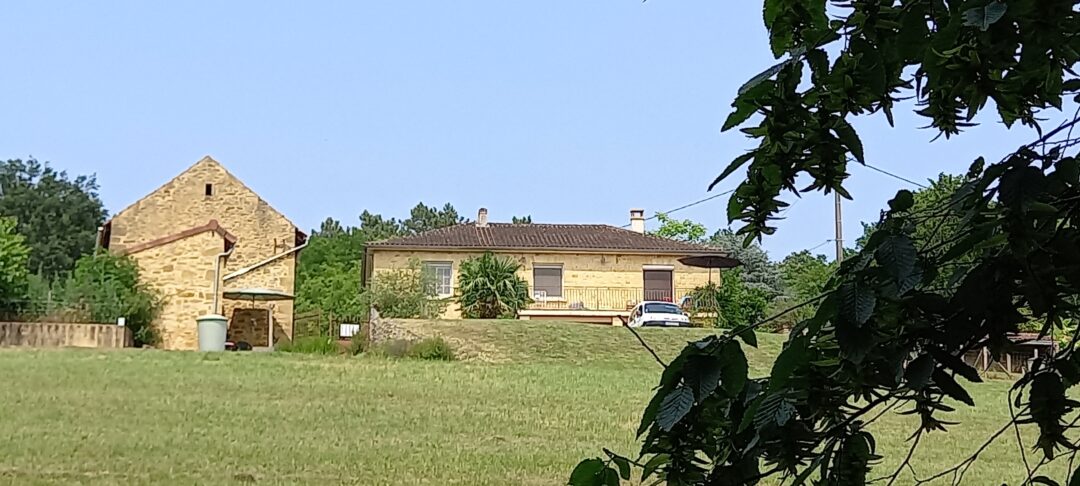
[0,320,1064,485]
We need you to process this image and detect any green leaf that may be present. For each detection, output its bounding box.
[637,387,667,437]
[840,281,876,326]
[929,348,983,383]
[932,368,975,406]
[569,459,607,486]
[657,385,694,432]
[611,456,631,481]
[875,234,918,294]
[689,356,724,400]
[904,354,935,390]
[888,190,914,212]
[834,119,864,163]
[642,454,670,481]
[768,335,808,390]
[710,152,756,190]
[736,327,758,348]
[721,341,750,397]
[1031,476,1060,486]
[962,1,1008,31]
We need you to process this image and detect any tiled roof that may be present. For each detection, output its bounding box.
[368,223,718,254]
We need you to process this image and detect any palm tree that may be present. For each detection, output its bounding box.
[457,252,531,319]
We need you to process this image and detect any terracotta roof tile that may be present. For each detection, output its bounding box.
[368,223,718,254]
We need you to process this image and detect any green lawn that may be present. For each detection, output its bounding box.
[0,320,1063,485]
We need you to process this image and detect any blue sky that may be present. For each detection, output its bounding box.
[0,1,1051,258]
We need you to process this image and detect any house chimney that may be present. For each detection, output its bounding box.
[630,209,645,234]
[477,208,489,227]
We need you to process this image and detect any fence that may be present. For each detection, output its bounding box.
[293,310,367,340]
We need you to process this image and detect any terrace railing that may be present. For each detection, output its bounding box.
[527,287,699,312]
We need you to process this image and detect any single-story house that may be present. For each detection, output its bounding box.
[362,208,737,325]
[99,156,305,350]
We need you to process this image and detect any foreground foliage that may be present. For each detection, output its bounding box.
[572,0,1080,484]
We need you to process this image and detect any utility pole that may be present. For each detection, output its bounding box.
[834,191,844,263]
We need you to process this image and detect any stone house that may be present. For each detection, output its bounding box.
[362,209,736,325]
[99,156,305,350]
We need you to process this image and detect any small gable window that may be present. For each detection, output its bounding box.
[205,183,213,196]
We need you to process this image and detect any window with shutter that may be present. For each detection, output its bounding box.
[533,265,563,298]
[643,269,673,302]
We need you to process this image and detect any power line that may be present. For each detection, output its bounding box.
[859,163,928,189]
[621,189,735,227]
[806,239,834,253]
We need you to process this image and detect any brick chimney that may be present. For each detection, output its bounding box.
[630,209,645,233]
[477,208,489,227]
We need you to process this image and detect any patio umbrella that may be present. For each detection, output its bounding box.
[678,254,742,283]
[222,288,294,350]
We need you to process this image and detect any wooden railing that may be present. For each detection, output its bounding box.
[527,287,699,312]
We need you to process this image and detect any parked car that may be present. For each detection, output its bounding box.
[627,301,691,328]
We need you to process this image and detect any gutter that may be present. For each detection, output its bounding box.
[222,242,307,281]
[211,246,236,314]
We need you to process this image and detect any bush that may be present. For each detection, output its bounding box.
[406,337,455,361]
[348,329,370,356]
[687,270,769,330]
[457,252,531,319]
[362,259,447,319]
[277,336,338,355]
[369,339,412,358]
[366,337,455,361]
[61,252,162,346]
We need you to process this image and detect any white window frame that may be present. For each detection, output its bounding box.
[533,264,564,300]
[423,261,454,298]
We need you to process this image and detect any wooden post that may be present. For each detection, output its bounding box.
[1006,353,1013,374]
[981,347,989,372]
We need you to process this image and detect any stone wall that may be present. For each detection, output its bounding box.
[368,249,714,319]
[129,231,221,350]
[0,322,132,348]
[107,156,299,349]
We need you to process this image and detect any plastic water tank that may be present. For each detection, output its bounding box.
[196,314,228,352]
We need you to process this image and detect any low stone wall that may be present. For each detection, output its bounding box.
[0,322,133,348]
[366,310,421,344]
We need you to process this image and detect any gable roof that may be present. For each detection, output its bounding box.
[368,223,720,254]
[108,155,302,233]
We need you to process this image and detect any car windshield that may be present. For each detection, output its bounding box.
[643,303,682,314]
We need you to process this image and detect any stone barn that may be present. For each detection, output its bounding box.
[99,156,305,350]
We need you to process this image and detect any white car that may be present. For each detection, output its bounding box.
[628,301,691,328]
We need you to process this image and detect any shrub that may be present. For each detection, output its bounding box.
[61,252,162,346]
[365,337,456,360]
[277,336,338,355]
[457,252,531,319]
[406,337,455,361]
[369,339,412,358]
[687,270,769,330]
[362,259,447,319]
[348,329,370,356]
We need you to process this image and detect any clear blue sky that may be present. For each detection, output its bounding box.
[1,1,1051,258]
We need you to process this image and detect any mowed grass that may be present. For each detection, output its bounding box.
[0,320,1065,485]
